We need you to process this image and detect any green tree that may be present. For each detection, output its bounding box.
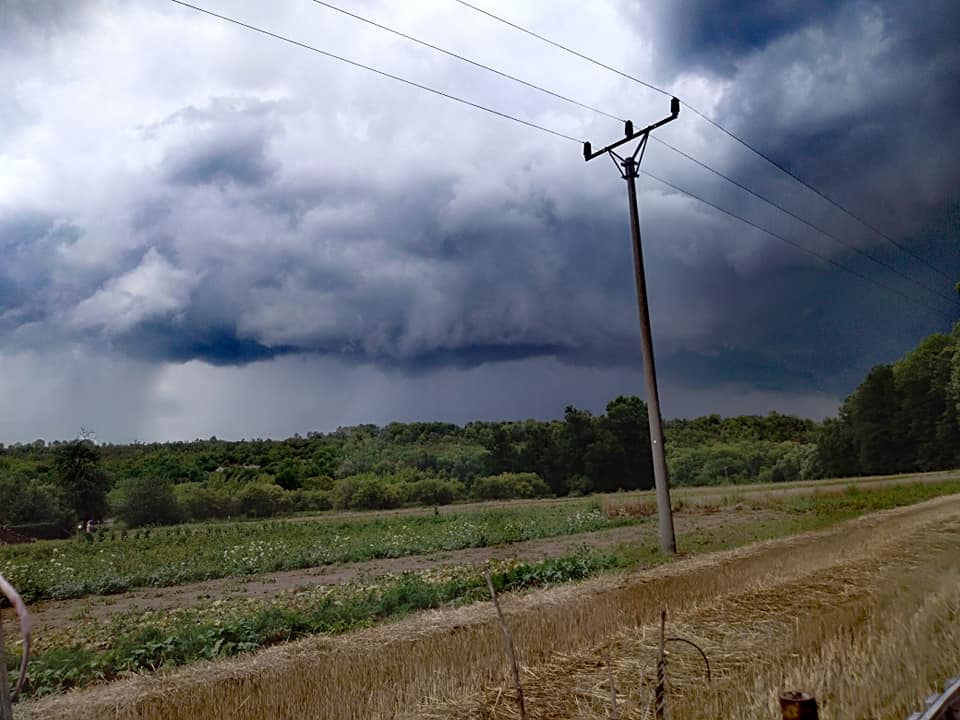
[0,475,73,533]
[893,333,957,469]
[110,477,181,527]
[595,396,654,491]
[845,365,902,475]
[53,439,111,522]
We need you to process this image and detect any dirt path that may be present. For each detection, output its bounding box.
[20,492,960,720]
[18,507,766,633]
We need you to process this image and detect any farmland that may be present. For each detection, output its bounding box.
[7,472,960,717]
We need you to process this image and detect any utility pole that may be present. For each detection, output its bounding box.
[584,98,680,554]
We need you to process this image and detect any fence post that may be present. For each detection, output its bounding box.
[780,691,818,720]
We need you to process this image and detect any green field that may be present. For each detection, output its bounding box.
[9,476,960,700]
[1,501,627,602]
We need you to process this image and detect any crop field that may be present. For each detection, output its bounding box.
[9,472,960,719]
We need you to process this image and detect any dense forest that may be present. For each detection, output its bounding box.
[2,325,958,534]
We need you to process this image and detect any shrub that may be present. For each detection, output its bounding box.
[0,475,74,533]
[567,474,594,496]
[472,472,551,500]
[173,483,239,521]
[110,477,181,528]
[333,474,403,510]
[403,477,465,506]
[290,489,333,512]
[238,483,290,518]
[302,475,335,491]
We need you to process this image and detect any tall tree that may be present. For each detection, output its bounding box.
[893,333,957,469]
[846,365,903,475]
[53,439,110,522]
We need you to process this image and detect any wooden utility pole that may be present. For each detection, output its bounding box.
[584,98,680,553]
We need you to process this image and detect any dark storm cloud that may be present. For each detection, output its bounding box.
[0,0,97,40]
[162,127,279,187]
[643,0,839,77]
[112,319,297,366]
[2,0,959,440]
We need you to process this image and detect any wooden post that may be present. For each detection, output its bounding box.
[780,691,818,720]
[655,610,667,720]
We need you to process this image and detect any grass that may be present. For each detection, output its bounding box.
[11,479,960,706]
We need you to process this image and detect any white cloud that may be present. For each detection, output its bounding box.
[69,248,199,333]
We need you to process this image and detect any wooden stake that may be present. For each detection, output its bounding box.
[604,651,619,720]
[484,570,526,720]
[654,610,667,719]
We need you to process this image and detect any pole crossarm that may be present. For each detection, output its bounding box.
[584,97,679,162]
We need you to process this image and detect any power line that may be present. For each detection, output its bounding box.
[165,1,954,322]
[304,0,956,309]
[450,0,957,284]
[310,0,625,124]
[641,169,956,321]
[650,136,960,309]
[167,0,582,144]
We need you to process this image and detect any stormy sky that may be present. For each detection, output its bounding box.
[1,0,959,443]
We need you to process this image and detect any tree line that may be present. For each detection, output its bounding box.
[816,326,960,477]
[4,323,959,534]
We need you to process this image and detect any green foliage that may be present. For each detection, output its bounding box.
[110,477,181,528]
[402,477,464,506]
[0,475,73,532]
[472,472,551,499]
[333,473,403,510]
[52,439,110,522]
[567,474,593,496]
[669,441,818,485]
[665,412,817,446]
[238,483,290,518]
[173,482,238,521]
[0,398,841,531]
[289,488,333,512]
[818,330,960,477]
[273,460,303,490]
[0,500,625,602]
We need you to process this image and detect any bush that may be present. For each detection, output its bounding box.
[472,472,551,500]
[302,475,335,491]
[333,474,403,510]
[403,478,465,506]
[567,474,593,496]
[238,483,290,518]
[290,489,333,512]
[110,477,181,528]
[173,483,239,521]
[0,475,73,532]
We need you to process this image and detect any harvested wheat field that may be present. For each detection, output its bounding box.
[17,491,960,720]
